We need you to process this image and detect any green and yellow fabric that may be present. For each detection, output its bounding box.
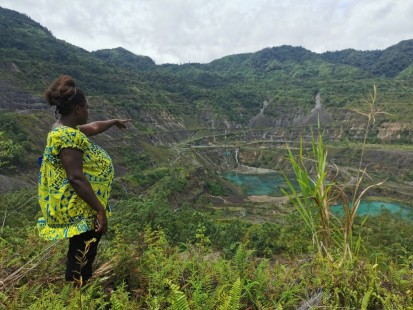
[38,126,113,240]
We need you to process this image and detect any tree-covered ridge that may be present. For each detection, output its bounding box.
[2,5,413,87]
[0,6,52,40]
[2,5,413,159]
[0,6,89,64]
[92,47,156,71]
[2,5,413,183]
[320,39,413,77]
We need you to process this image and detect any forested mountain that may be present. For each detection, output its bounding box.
[2,4,413,199]
[2,6,413,114]
[320,40,413,77]
[2,3,413,198]
[92,47,156,71]
[2,6,413,308]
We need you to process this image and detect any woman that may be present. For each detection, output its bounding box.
[38,75,130,284]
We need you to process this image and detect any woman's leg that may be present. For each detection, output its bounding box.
[65,230,102,283]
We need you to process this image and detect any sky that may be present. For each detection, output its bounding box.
[1,0,413,64]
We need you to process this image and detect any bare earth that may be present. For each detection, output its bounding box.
[247,195,289,203]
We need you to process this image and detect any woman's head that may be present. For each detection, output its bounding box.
[45,75,87,116]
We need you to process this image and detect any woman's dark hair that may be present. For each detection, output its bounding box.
[44,75,86,115]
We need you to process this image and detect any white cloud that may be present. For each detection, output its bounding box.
[1,0,412,64]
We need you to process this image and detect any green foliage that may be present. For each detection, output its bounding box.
[145,167,189,200]
[26,284,74,309]
[110,282,137,310]
[283,131,336,256]
[120,149,152,172]
[0,113,26,141]
[0,131,23,169]
[4,5,413,128]
[93,47,155,71]
[0,112,27,170]
[0,112,46,171]
[165,279,190,310]
[282,87,390,261]
[231,243,252,280]
[245,222,284,257]
[0,189,37,233]
[2,7,413,309]
[194,224,211,253]
[218,277,242,310]
[205,180,225,195]
[132,167,169,188]
[1,206,413,309]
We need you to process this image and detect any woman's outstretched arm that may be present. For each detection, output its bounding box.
[79,119,131,136]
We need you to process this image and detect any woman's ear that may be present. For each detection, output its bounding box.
[73,104,81,115]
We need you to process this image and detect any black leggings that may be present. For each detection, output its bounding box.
[65,230,102,283]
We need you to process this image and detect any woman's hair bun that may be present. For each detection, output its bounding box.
[44,75,77,106]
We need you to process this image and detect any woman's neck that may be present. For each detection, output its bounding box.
[53,115,80,129]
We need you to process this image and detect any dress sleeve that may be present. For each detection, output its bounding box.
[49,127,89,157]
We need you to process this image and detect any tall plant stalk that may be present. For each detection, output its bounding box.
[342,85,389,257]
[283,129,335,258]
[283,86,388,260]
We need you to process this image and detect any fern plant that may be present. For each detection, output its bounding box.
[218,277,242,310]
[110,281,137,310]
[165,279,190,310]
[231,243,252,280]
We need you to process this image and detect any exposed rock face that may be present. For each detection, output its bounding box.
[294,91,333,126]
[0,79,47,110]
[377,122,413,141]
[0,174,34,193]
[248,101,307,128]
[9,63,20,73]
[1,80,413,150]
[138,110,192,145]
[294,107,333,126]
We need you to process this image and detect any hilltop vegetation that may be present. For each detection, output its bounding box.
[1,6,413,309]
[2,6,413,124]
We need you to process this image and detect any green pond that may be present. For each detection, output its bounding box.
[331,201,413,219]
[224,172,289,196]
[224,172,413,219]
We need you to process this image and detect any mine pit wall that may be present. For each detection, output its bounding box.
[2,85,413,147]
[226,140,413,182]
[3,87,413,180]
[189,122,413,147]
[192,144,413,203]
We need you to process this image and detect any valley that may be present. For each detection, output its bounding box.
[2,6,413,308]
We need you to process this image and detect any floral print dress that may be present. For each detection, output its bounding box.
[37,126,113,240]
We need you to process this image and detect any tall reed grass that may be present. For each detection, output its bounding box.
[283,86,387,261]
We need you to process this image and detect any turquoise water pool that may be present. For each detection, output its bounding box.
[224,172,288,196]
[331,201,413,219]
[224,172,413,219]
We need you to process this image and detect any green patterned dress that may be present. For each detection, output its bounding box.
[38,126,113,240]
